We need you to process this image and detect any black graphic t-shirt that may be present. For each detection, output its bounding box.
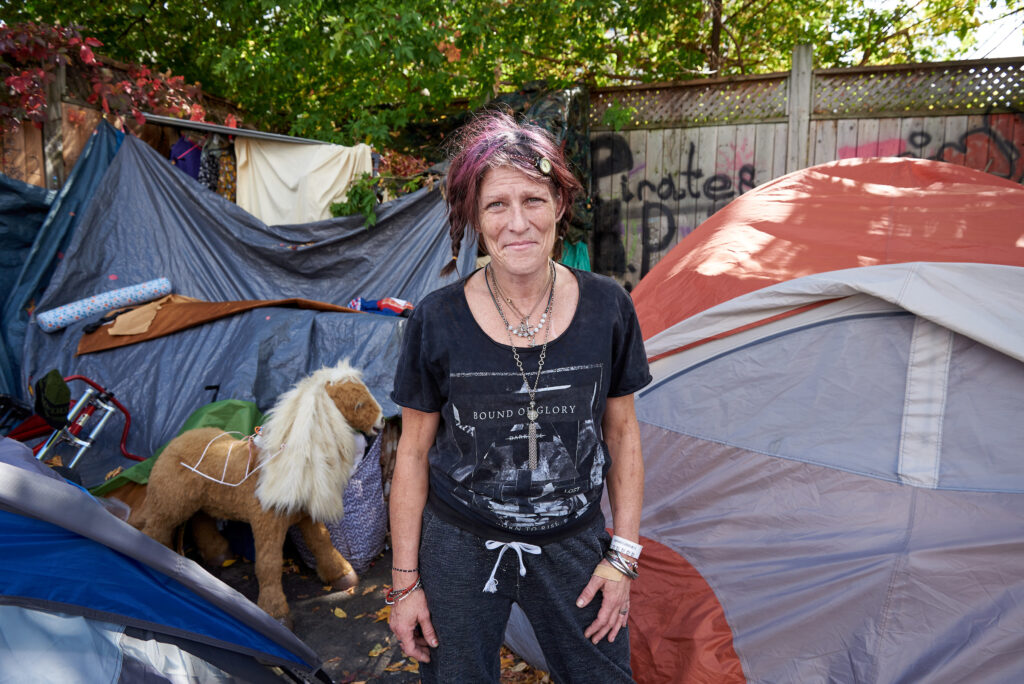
[391,268,651,544]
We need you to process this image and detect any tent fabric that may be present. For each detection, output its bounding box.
[632,157,1024,341]
[604,157,1024,683]
[0,437,323,681]
[645,262,1024,365]
[20,131,475,488]
[0,121,123,396]
[0,173,54,310]
[235,137,373,225]
[0,172,53,400]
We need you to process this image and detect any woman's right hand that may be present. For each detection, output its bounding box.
[388,585,438,662]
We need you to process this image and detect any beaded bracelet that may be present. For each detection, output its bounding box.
[610,535,643,559]
[392,566,419,573]
[385,577,422,605]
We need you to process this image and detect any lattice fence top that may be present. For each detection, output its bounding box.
[814,60,1024,118]
[590,75,788,130]
[590,58,1024,130]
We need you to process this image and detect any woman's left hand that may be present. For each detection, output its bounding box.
[575,559,632,643]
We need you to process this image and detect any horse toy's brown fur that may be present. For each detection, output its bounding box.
[130,360,384,627]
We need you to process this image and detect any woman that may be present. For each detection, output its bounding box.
[388,111,650,683]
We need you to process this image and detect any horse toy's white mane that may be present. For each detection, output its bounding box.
[255,360,367,522]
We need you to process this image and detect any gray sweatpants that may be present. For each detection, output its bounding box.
[417,506,634,683]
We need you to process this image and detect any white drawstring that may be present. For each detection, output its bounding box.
[482,540,541,593]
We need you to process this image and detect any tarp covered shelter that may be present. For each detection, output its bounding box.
[15,127,474,487]
[1,122,123,397]
[621,158,1024,682]
[0,437,326,682]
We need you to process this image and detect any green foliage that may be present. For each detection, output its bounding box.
[330,170,436,227]
[7,0,1018,145]
[330,173,382,227]
[601,100,638,131]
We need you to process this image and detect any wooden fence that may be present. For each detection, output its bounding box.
[1,103,102,189]
[589,50,1024,288]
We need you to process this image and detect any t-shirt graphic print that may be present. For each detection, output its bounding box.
[444,362,606,533]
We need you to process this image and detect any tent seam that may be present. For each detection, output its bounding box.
[871,486,918,684]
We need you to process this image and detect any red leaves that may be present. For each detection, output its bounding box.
[79,44,97,65]
[2,21,232,133]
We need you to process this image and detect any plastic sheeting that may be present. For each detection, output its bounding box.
[0,173,54,396]
[1,122,123,397]
[21,131,475,487]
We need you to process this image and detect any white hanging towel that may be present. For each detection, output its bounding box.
[235,138,373,226]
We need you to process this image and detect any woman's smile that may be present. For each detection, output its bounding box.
[476,166,563,278]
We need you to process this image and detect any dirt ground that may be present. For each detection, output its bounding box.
[208,543,551,683]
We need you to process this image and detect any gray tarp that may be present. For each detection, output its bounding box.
[22,133,474,487]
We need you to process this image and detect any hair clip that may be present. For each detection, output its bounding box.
[503,145,552,176]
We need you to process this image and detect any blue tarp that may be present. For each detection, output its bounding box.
[0,173,54,396]
[21,130,474,487]
[1,121,123,396]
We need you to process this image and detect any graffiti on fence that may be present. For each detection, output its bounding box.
[591,132,758,285]
[838,112,1024,183]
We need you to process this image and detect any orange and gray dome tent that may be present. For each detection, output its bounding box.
[501,157,1024,683]
[625,158,1024,683]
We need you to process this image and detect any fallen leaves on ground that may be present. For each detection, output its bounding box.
[374,605,390,622]
[368,643,387,657]
[361,584,377,595]
[500,646,551,683]
[333,607,348,618]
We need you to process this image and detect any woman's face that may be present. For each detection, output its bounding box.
[476,165,563,279]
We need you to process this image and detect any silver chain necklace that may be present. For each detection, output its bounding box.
[489,265,553,346]
[485,260,556,469]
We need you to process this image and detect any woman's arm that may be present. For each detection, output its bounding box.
[388,406,441,661]
[576,392,645,643]
[604,392,644,547]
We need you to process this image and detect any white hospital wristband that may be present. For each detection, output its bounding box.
[610,535,642,559]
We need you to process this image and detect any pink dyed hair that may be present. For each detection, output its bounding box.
[441,110,582,276]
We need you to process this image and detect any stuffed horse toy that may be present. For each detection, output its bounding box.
[130,359,384,627]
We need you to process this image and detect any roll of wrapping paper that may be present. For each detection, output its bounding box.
[36,278,173,333]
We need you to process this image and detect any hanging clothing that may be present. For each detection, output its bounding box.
[234,138,373,225]
[197,135,227,192]
[217,148,237,203]
[169,135,202,179]
[560,239,592,271]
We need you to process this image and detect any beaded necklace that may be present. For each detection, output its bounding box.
[489,264,553,346]
[485,260,556,469]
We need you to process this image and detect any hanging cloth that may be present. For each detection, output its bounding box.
[560,239,591,271]
[234,138,373,225]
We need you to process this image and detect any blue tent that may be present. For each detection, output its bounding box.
[0,437,326,682]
